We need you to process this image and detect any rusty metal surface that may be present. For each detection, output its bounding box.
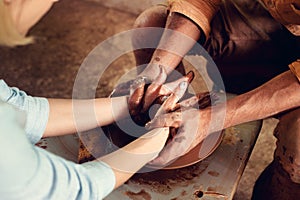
[105,120,262,200]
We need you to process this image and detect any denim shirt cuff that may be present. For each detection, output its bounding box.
[24,97,49,144]
[0,80,50,144]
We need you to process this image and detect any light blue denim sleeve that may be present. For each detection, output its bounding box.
[0,102,116,200]
[0,79,49,144]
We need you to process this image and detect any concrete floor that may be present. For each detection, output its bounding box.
[0,0,278,199]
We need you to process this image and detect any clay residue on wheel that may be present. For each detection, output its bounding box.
[128,160,209,194]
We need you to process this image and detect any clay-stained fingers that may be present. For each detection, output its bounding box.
[176,95,199,109]
[128,77,147,116]
[155,81,188,117]
[142,66,167,112]
[109,79,135,97]
[145,112,182,130]
[179,91,211,109]
[147,127,190,166]
[152,71,194,115]
[174,91,219,110]
[148,108,202,166]
[196,92,219,108]
[159,71,194,97]
[196,92,213,109]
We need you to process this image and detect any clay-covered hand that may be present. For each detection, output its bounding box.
[127,66,194,125]
[109,63,164,98]
[144,91,217,166]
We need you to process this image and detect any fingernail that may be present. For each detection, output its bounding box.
[135,77,146,85]
[161,95,168,102]
[145,122,151,129]
[131,78,145,91]
[180,81,188,89]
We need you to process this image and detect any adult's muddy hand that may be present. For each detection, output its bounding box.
[109,64,165,98]
[128,68,195,125]
[145,92,217,166]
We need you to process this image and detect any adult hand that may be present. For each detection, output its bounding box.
[145,93,215,166]
[110,63,194,123]
[128,67,195,125]
[129,66,194,112]
[109,63,165,98]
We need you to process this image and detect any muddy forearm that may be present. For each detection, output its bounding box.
[222,70,300,130]
[143,13,202,78]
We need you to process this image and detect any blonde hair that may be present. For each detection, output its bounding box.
[0,0,33,47]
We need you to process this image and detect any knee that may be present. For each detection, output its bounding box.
[275,108,300,183]
[132,5,168,49]
[133,5,168,29]
[276,108,300,138]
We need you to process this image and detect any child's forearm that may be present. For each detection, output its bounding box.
[43,96,129,137]
[99,127,169,189]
